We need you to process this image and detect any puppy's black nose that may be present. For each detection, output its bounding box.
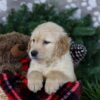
[31,50,38,57]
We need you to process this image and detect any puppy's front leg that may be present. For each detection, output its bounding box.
[27,71,43,93]
[45,71,68,94]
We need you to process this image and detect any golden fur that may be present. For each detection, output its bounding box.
[27,22,76,94]
[53,35,69,59]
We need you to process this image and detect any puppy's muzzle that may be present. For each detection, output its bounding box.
[31,50,38,58]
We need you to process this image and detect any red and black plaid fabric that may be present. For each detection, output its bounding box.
[0,58,82,100]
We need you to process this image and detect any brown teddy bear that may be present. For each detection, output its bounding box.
[0,31,30,75]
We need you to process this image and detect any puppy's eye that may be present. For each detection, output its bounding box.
[33,39,35,42]
[43,40,51,44]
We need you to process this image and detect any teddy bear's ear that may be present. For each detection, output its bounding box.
[54,35,70,58]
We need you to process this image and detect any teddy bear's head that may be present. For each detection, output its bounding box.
[0,32,30,64]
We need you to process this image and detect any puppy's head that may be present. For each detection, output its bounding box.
[28,22,70,62]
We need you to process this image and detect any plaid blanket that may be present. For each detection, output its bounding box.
[0,58,82,100]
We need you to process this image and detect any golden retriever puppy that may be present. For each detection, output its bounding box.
[27,22,76,94]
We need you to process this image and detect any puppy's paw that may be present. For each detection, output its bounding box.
[28,78,43,93]
[27,71,43,93]
[45,78,62,94]
[45,71,67,94]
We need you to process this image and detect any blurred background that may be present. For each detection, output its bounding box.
[0,0,100,27]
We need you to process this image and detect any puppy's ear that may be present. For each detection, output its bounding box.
[54,35,70,58]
